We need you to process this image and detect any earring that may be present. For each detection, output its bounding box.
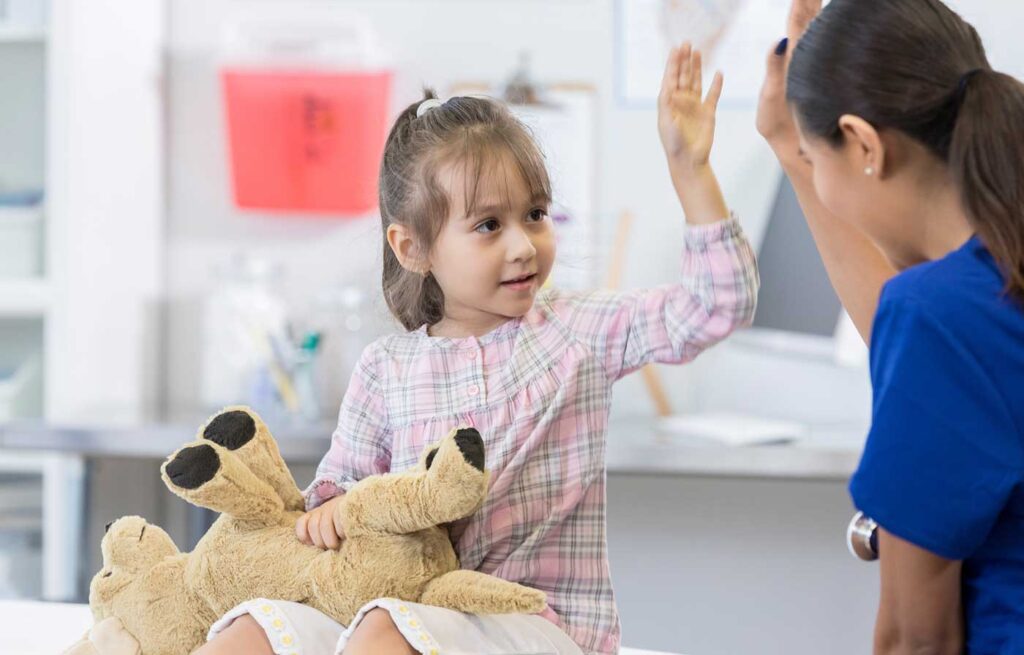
[864,166,875,176]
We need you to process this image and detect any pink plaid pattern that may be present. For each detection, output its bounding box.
[305,217,758,654]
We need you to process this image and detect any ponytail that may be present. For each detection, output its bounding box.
[950,71,1024,303]
[379,90,446,330]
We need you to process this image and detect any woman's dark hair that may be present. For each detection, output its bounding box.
[378,90,551,330]
[787,0,1024,301]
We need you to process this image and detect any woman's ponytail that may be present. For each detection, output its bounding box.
[951,71,1024,302]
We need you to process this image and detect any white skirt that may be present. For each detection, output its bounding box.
[207,597,585,655]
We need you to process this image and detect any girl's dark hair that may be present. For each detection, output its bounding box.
[378,90,551,330]
[787,0,1024,301]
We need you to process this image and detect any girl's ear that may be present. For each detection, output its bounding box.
[386,223,429,275]
[838,114,887,178]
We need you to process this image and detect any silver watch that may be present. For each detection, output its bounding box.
[847,511,879,561]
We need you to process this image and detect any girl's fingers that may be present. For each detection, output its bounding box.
[677,42,693,91]
[705,71,724,111]
[660,46,681,103]
[307,513,323,548]
[320,516,340,550]
[295,513,310,543]
[692,50,703,94]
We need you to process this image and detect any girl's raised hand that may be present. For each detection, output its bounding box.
[658,43,724,170]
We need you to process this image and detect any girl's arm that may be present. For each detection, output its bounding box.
[658,44,728,226]
[756,0,896,342]
[874,528,964,655]
[303,344,392,510]
[297,344,391,548]
[544,218,756,381]
[545,45,757,381]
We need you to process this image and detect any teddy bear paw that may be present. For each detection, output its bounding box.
[90,617,141,655]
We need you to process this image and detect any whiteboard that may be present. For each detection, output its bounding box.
[615,0,790,109]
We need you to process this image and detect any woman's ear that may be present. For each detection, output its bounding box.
[386,223,429,276]
[838,114,887,178]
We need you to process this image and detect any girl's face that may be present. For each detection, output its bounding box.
[427,153,555,334]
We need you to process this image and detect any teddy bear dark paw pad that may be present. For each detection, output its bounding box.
[165,444,221,490]
[454,428,485,471]
[203,410,256,450]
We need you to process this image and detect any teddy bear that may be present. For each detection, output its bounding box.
[67,406,546,655]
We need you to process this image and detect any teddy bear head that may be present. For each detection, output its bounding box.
[89,516,179,617]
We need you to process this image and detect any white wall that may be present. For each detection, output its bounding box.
[164,0,824,421]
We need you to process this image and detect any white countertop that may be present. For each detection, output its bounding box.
[606,417,865,481]
[0,416,866,481]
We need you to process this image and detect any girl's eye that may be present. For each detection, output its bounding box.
[527,208,548,223]
[475,219,500,234]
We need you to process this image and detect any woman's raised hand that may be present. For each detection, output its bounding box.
[755,0,822,160]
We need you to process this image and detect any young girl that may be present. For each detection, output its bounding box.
[198,45,758,655]
[759,0,1024,652]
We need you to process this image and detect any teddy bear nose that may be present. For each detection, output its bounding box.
[105,521,114,534]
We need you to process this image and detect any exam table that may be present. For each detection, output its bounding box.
[0,600,685,655]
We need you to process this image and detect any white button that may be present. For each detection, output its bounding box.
[467,384,480,397]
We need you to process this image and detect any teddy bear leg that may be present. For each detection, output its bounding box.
[62,634,97,655]
[198,407,305,511]
[61,618,141,655]
[162,439,285,523]
[338,428,488,536]
[419,570,547,615]
[89,617,142,655]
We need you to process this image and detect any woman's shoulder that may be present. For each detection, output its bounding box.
[881,237,1002,313]
[876,237,1024,356]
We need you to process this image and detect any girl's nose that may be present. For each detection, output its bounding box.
[506,225,537,262]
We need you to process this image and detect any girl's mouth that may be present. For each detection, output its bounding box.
[501,273,537,290]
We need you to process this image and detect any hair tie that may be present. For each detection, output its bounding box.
[416,98,444,118]
[955,68,985,101]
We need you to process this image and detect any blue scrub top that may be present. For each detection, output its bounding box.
[850,236,1024,654]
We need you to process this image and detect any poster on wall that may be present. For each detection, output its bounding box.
[615,0,791,109]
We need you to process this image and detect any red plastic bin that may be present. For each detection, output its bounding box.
[222,68,392,215]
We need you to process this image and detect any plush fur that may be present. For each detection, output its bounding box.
[68,406,546,655]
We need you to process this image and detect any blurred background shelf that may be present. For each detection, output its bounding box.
[0,279,51,317]
[0,26,46,44]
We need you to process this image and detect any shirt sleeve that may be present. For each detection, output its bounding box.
[546,216,758,381]
[849,292,1023,560]
[303,343,392,510]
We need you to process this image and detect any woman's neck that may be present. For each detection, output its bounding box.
[916,179,976,262]
[895,154,976,264]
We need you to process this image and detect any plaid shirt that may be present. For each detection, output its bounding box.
[306,217,758,654]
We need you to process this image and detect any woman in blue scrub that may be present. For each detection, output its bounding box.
[758,0,1024,652]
